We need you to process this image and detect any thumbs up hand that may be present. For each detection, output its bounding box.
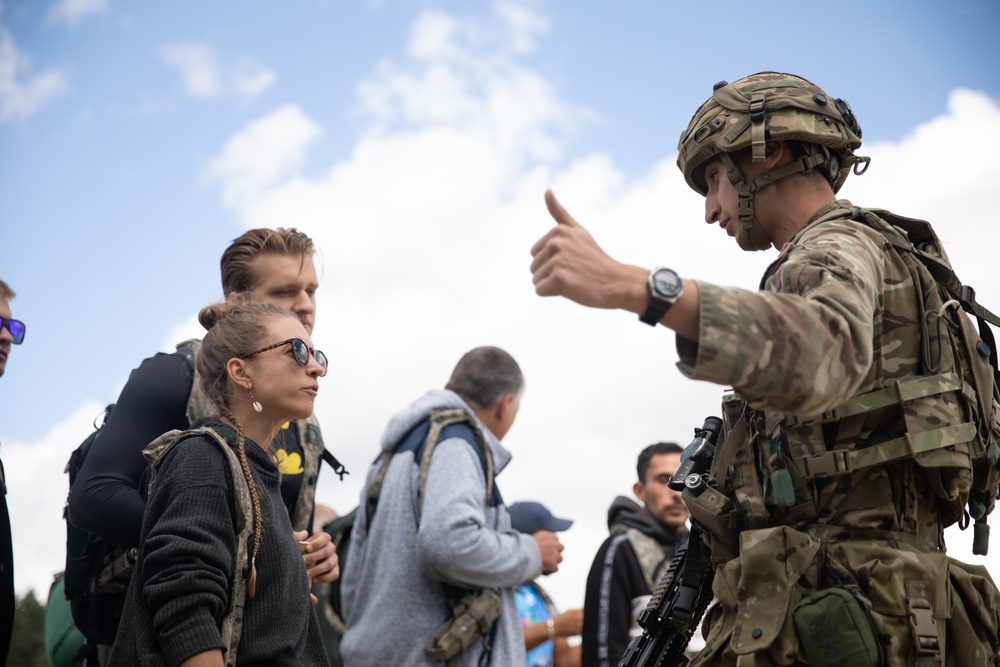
[530,189,647,311]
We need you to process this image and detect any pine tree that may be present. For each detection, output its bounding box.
[8,589,47,666]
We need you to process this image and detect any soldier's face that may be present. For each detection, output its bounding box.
[703,157,740,241]
[634,452,688,529]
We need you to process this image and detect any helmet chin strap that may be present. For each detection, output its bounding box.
[719,148,830,252]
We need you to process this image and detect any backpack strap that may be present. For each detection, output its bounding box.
[143,426,253,667]
[289,415,326,533]
[365,408,497,533]
[176,340,221,426]
[416,408,495,519]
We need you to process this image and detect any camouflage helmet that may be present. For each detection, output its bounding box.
[677,71,869,196]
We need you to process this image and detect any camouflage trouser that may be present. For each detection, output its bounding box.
[690,525,1000,667]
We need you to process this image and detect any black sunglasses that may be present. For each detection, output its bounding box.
[238,338,328,376]
[0,316,25,345]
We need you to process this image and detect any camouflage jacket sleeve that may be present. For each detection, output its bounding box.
[676,201,884,417]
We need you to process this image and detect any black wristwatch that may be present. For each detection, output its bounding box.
[639,267,684,326]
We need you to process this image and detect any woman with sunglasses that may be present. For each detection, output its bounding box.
[108,301,329,667]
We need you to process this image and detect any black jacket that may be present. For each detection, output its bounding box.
[581,496,686,667]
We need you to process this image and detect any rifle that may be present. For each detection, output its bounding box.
[619,416,723,667]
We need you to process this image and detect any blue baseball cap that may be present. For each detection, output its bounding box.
[508,501,574,534]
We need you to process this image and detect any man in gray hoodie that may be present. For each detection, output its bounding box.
[340,346,563,666]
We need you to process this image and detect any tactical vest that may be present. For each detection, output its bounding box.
[682,207,1000,666]
[143,426,253,667]
[691,207,1000,563]
[178,339,327,532]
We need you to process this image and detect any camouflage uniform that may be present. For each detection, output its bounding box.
[669,72,1000,667]
[675,199,1000,666]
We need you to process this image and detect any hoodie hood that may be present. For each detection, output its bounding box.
[380,388,513,473]
[607,495,687,547]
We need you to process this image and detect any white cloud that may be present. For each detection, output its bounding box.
[204,104,324,207]
[158,42,275,100]
[158,43,220,98]
[0,22,69,122]
[47,0,108,28]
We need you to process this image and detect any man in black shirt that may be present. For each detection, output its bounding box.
[68,228,339,661]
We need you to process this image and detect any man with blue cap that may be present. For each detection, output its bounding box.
[509,501,582,667]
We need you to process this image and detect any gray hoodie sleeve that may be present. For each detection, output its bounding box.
[417,437,541,588]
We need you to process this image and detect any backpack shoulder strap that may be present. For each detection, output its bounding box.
[288,415,326,532]
[143,426,252,667]
[175,339,223,426]
[415,408,495,519]
[363,408,497,534]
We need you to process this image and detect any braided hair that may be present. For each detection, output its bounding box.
[197,300,294,598]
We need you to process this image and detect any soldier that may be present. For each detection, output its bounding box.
[530,72,1000,665]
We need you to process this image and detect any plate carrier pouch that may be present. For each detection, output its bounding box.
[142,426,255,667]
[793,585,883,667]
[362,408,503,666]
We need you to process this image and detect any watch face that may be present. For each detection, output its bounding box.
[652,268,683,298]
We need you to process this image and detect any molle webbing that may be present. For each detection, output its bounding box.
[786,372,978,479]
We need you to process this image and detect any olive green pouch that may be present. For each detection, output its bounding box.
[793,586,883,667]
[426,589,500,660]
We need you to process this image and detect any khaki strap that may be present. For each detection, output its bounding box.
[794,422,976,479]
[784,372,966,426]
[905,581,942,666]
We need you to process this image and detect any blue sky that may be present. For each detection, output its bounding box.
[2,0,1000,614]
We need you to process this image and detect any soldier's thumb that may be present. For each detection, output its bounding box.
[545,189,578,228]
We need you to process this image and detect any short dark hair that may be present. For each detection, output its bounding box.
[0,279,15,301]
[445,346,523,409]
[637,442,683,484]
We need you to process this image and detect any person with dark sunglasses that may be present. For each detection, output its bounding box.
[65,228,343,665]
[239,338,329,375]
[107,301,329,667]
[0,278,22,667]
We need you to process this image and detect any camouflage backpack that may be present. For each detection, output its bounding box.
[143,426,255,667]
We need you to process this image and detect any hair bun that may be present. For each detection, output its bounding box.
[198,302,230,330]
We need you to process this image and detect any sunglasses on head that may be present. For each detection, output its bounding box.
[238,338,328,376]
[0,316,25,345]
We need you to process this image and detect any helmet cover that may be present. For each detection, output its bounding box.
[677,71,866,195]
